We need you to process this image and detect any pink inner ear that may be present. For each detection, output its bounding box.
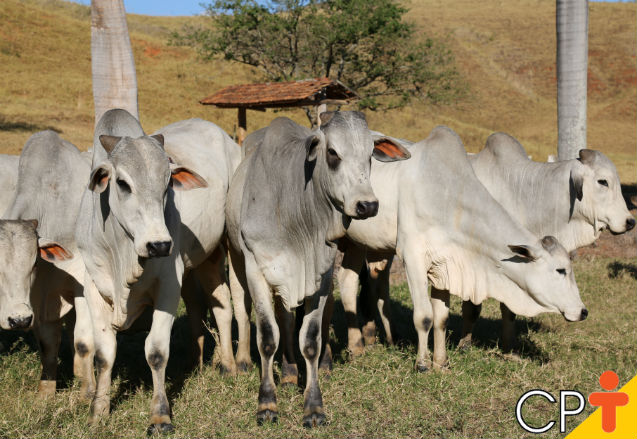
[39,245,71,262]
[171,170,207,190]
[375,140,406,158]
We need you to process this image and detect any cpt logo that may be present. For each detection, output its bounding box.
[516,370,629,434]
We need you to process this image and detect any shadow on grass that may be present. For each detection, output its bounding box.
[608,261,637,280]
[0,116,62,133]
[324,289,551,367]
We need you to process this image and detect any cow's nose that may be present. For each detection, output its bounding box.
[146,241,172,258]
[626,217,635,231]
[8,315,33,329]
[356,201,379,219]
[580,308,588,321]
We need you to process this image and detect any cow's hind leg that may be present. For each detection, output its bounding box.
[34,320,62,397]
[431,287,450,369]
[499,303,516,353]
[73,291,96,401]
[300,275,330,428]
[196,247,237,375]
[275,297,298,387]
[371,257,394,345]
[181,273,205,370]
[337,245,365,356]
[229,247,252,372]
[459,301,482,350]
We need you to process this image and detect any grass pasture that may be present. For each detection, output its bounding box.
[0,255,635,438]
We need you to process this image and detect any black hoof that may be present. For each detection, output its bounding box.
[302,412,326,428]
[147,423,174,436]
[237,362,252,373]
[256,409,278,425]
[219,364,231,376]
[415,363,429,373]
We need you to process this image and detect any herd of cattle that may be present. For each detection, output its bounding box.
[0,108,633,432]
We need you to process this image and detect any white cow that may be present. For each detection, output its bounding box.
[458,132,635,350]
[0,131,93,397]
[336,126,587,371]
[226,113,409,427]
[75,109,208,434]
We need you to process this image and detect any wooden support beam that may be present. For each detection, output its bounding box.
[237,107,247,146]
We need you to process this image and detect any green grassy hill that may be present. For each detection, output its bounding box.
[0,0,635,181]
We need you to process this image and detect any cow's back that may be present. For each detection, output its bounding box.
[6,130,89,248]
[155,118,241,268]
[0,154,19,216]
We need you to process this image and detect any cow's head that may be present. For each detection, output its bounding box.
[570,149,634,234]
[506,235,587,322]
[0,220,72,330]
[307,111,410,219]
[89,134,207,258]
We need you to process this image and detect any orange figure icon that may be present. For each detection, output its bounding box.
[588,370,629,433]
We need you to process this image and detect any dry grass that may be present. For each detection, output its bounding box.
[0,0,635,180]
[0,256,635,438]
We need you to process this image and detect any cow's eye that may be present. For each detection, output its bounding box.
[597,179,608,187]
[556,268,566,276]
[117,179,131,193]
[327,148,341,168]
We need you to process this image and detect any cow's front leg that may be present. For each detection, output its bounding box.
[300,282,329,428]
[275,297,298,387]
[430,287,450,369]
[245,254,279,425]
[459,301,482,350]
[73,291,95,401]
[33,319,62,397]
[318,292,334,373]
[499,303,517,353]
[401,246,434,372]
[145,307,178,435]
[337,245,365,356]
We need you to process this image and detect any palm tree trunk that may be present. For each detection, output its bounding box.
[91,0,138,125]
[556,0,588,160]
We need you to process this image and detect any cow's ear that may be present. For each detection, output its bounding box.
[570,168,584,202]
[151,134,165,147]
[99,135,121,154]
[319,111,336,126]
[37,238,73,263]
[306,133,322,162]
[373,137,411,162]
[170,164,208,191]
[579,149,596,166]
[508,244,537,261]
[88,163,112,193]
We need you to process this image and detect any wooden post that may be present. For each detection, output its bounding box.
[237,107,247,146]
[316,103,327,127]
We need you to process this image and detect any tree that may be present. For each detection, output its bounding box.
[556,0,588,160]
[91,0,138,125]
[173,0,464,121]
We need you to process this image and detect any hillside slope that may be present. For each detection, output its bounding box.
[0,0,634,181]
